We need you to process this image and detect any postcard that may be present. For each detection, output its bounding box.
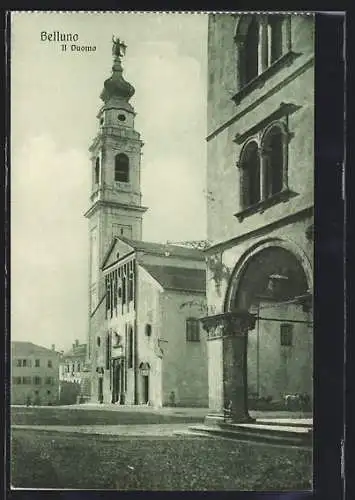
[10,11,315,491]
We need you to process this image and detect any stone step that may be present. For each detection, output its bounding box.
[185,424,313,447]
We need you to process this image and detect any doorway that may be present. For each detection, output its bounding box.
[98,377,103,403]
[112,359,121,403]
[143,375,149,404]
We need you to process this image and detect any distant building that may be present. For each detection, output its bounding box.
[11,341,60,405]
[59,340,88,384]
[85,38,208,407]
[202,13,314,420]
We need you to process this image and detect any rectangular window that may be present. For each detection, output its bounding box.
[35,359,40,367]
[48,360,53,368]
[186,318,200,342]
[45,377,54,385]
[280,323,293,346]
[16,359,22,367]
[23,376,32,385]
[22,359,27,367]
[12,377,22,385]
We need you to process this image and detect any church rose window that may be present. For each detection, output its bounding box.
[114,153,129,183]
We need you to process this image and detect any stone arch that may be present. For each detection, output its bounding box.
[235,14,257,42]
[224,237,313,313]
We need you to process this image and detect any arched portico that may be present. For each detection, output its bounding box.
[202,238,313,422]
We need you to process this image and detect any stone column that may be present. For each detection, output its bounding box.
[201,311,256,423]
[222,313,255,422]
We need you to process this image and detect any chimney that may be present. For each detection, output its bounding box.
[51,344,55,351]
[75,339,79,346]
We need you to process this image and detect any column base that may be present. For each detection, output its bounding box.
[228,412,256,424]
[205,411,256,426]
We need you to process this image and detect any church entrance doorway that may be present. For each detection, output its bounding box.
[139,362,150,404]
[112,358,125,404]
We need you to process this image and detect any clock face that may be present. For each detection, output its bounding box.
[118,114,126,122]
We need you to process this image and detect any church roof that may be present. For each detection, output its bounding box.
[141,264,206,293]
[11,341,60,356]
[119,237,205,261]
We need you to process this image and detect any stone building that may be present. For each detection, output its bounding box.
[202,13,314,421]
[85,38,208,407]
[59,340,88,384]
[11,341,60,405]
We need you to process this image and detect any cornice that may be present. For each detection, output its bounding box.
[204,205,314,255]
[207,54,314,143]
[84,200,148,219]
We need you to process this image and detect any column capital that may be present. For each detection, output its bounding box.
[201,311,256,338]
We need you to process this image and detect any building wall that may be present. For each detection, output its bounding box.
[247,302,313,401]
[136,266,163,406]
[60,354,87,384]
[205,13,314,411]
[160,291,208,407]
[11,349,60,405]
[207,14,314,245]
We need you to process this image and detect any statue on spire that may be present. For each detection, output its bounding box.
[112,36,127,58]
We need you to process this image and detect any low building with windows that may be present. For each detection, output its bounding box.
[11,341,61,405]
[89,237,208,407]
[203,13,314,420]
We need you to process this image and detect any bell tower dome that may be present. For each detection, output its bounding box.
[85,37,147,315]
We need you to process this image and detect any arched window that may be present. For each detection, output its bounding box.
[95,157,100,185]
[267,15,284,65]
[244,17,259,86]
[239,141,261,208]
[262,125,285,198]
[128,326,133,368]
[106,332,111,370]
[114,153,129,183]
[236,14,289,91]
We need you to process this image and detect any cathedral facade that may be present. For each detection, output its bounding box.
[203,14,314,420]
[84,38,208,407]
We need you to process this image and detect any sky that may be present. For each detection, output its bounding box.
[10,12,208,351]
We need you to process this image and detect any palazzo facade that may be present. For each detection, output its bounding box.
[203,13,314,420]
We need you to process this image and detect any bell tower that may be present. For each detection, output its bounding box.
[85,37,147,318]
